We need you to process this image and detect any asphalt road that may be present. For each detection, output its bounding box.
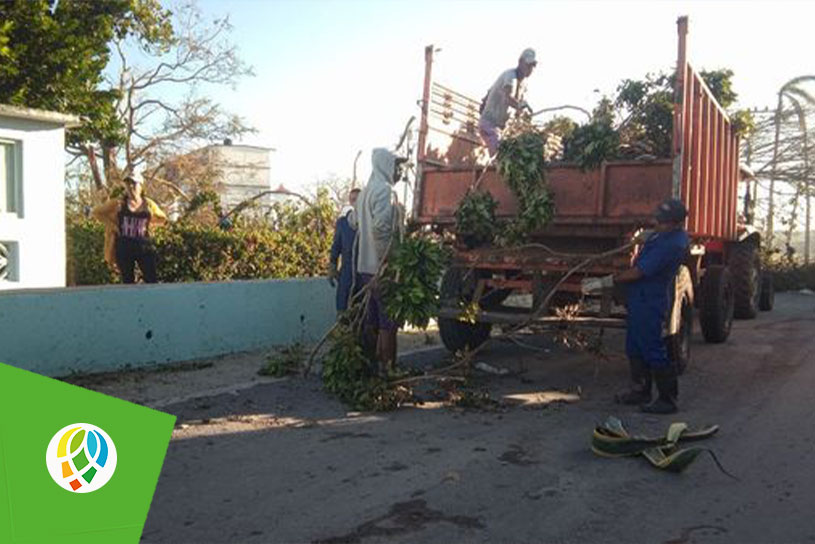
[142,293,815,544]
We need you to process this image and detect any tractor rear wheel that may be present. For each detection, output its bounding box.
[666,265,693,375]
[438,267,492,353]
[699,265,734,343]
[730,242,761,319]
[759,273,775,311]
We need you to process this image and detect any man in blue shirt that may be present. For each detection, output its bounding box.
[328,188,360,313]
[583,198,690,414]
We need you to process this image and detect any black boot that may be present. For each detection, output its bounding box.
[615,358,652,405]
[641,366,678,414]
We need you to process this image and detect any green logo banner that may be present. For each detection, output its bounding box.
[0,362,175,543]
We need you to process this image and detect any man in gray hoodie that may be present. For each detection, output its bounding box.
[355,148,405,375]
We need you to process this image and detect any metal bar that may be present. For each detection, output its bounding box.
[485,279,531,290]
[690,79,703,235]
[427,125,483,147]
[687,63,731,123]
[699,95,711,235]
[731,135,740,237]
[432,82,480,106]
[716,115,728,236]
[430,89,480,113]
[672,16,689,199]
[437,308,627,328]
[429,107,478,128]
[416,45,434,219]
[682,65,694,209]
[710,109,720,238]
[429,99,479,123]
[723,123,732,239]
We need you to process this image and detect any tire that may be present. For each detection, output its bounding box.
[666,265,693,375]
[699,265,734,343]
[730,242,760,319]
[438,267,492,352]
[759,273,775,311]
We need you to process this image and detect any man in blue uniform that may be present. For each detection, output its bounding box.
[328,188,361,313]
[583,198,690,414]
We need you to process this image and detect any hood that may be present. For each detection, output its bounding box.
[369,148,397,188]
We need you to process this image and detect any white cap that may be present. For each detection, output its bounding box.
[520,48,537,65]
[124,171,143,184]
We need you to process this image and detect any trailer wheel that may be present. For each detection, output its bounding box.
[759,273,775,311]
[730,242,760,319]
[666,265,693,375]
[699,265,734,343]
[438,267,492,352]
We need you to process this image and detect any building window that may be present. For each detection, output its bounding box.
[0,241,18,282]
[0,139,22,215]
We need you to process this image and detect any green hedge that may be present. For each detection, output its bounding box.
[66,219,333,285]
[765,263,815,292]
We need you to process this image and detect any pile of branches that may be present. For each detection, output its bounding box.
[551,69,754,171]
[312,231,450,411]
[455,119,555,247]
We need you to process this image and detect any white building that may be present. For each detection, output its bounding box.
[0,105,79,290]
[201,141,275,212]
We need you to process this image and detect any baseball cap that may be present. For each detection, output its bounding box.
[520,48,537,65]
[655,198,688,223]
[123,172,143,185]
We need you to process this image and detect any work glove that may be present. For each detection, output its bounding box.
[632,228,655,245]
[328,263,339,288]
[581,274,614,294]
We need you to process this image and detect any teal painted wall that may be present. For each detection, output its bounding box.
[0,279,336,377]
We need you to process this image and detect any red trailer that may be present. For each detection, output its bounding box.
[412,17,774,371]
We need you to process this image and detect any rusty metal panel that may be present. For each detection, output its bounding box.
[677,63,743,241]
[547,166,602,217]
[605,163,673,218]
[419,170,474,218]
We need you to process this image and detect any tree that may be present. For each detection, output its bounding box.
[0,0,173,162]
[766,76,815,251]
[0,0,253,204]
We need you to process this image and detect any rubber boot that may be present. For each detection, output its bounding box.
[376,330,398,378]
[641,366,678,414]
[615,358,652,405]
[361,325,379,377]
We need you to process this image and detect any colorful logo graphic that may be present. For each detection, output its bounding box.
[45,423,118,493]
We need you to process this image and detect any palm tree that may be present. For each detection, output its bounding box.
[768,76,815,261]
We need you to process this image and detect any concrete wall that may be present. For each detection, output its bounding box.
[0,278,336,377]
[0,116,66,290]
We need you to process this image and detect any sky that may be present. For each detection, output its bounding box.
[184,0,814,193]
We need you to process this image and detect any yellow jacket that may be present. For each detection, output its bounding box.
[92,198,167,267]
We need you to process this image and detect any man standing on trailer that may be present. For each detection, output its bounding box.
[478,48,537,156]
[582,198,690,414]
[355,148,406,376]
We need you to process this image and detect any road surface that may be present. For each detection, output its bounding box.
[140,293,815,544]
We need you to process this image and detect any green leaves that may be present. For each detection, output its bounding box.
[380,233,451,330]
[495,130,555,242]
[66,197,335,285]
[0,0,172,147]
[455,190,499,248]
[563,118,621,170]
[321,323,410,411]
